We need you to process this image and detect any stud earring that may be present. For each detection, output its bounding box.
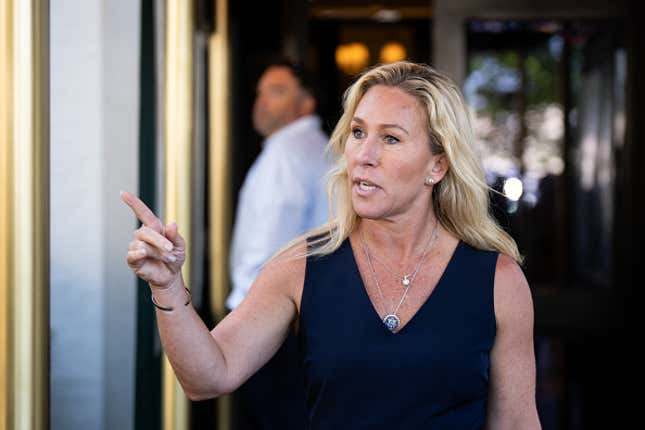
[424,177,435,185]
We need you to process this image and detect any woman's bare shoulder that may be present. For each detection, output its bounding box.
[256,239,308,304]
[493,254,534,325]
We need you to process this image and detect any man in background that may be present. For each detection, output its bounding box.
[228,59,329,429]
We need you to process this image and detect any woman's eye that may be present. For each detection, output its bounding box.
[352,128,364,139]
[385,135,399,144]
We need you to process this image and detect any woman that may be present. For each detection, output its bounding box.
[122,61,541,429]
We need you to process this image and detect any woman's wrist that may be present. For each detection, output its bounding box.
[149,275,190,311]
[149,273,183,292]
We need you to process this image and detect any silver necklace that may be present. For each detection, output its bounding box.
[372,255,415,286]
[359,219,439,333]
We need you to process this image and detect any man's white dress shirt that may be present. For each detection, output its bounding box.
[226,115,330,310]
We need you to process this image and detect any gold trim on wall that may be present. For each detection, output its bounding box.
[208,0,231,319]
[0,1,49,430]
[0,2,12,428]
[0,1,13,424]
[164,0,194,429]
[208,0,233,428]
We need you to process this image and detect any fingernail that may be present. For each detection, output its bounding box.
[166,254,177,263]
[164,243,173,251]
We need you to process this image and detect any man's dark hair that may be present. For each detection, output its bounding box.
[264,58,319,101]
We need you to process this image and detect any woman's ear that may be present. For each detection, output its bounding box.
[426,154,448,184]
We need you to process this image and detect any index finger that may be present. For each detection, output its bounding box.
[120,191,164,233]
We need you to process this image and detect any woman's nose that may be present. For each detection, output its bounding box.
[355,136,380,166]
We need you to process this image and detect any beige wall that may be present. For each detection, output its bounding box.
[50,0,140,429]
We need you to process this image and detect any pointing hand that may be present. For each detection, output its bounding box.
[121,191,186,290]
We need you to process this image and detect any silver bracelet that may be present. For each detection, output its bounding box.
[151,286,192,312]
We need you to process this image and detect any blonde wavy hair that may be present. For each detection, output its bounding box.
[285,61,522,263]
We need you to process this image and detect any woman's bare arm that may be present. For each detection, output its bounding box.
[485,254,541,429]
[122,191,304,400]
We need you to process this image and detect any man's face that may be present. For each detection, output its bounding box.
[252,66,309,138]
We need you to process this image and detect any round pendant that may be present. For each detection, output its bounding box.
[402,277,411,286]
[383,314,400,333]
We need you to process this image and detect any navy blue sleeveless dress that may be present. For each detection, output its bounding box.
[299,238,498,429]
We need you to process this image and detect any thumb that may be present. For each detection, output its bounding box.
[165,221,185,249]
